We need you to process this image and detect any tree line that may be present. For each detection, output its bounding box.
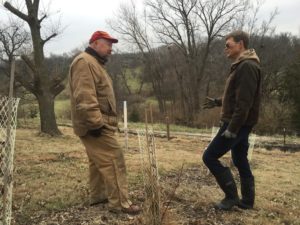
[0,0,300,135]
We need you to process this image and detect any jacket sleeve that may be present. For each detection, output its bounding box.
[227,62,259,133]
[70,58,104,130]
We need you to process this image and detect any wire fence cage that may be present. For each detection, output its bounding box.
[137,127,161,225]
[0,96,20,225]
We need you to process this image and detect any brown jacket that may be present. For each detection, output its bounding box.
[69,51,118,136]
[221,49,261,134]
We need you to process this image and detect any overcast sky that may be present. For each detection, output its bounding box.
[1,0,299,55]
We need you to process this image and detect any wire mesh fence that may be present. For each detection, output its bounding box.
[0,96,20,225]
[137,127,161,225]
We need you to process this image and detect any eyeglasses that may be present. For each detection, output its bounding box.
[225,43,231,49]
[225,41,240,49]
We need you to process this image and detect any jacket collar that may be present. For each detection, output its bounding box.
[231,49,260,70]
[232,49,260,65]
[85,47,107,65]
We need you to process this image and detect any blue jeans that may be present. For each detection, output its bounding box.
[202,123,253,178]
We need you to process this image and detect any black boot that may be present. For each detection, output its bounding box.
[238,176,255,209]
[214,168,239,210]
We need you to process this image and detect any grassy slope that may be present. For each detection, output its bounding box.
[11,126,300,225]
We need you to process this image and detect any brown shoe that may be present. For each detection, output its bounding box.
[121,204,141,215]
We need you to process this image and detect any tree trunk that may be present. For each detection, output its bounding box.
[4,1,63,136]
[157,97,165,114]
[152,81,165,114]
[193,85,200,113]
[194,41,211,112]
[36,93,62,136]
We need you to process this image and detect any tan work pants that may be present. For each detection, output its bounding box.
[80,129,132,210]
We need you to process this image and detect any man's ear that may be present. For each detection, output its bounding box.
[240,40,245,49]
[91,40,99,48]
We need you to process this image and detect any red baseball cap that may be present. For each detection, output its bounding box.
[89,31,118,44]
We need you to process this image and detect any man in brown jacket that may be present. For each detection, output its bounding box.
[202,30,261,210]
[69,30,140,215]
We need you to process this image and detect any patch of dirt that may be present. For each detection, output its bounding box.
[10,128,300,225]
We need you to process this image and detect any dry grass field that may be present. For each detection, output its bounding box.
[10,126,300,225]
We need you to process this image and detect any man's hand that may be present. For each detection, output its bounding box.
[202,97,218,109]
[221,129,237,139]
[88,128,103,137]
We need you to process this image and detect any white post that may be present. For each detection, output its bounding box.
[248,133,256,161]
[8,58,15,99]
[124,101,128,151]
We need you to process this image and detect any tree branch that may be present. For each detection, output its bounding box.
[15,77,36,94]
[33,0,40,11]
[21,55,36,73]
[25,0,33,8]
[4,2,29,22]
[51,82,65,96]
[41,33,57,46]
[38,14,47,23]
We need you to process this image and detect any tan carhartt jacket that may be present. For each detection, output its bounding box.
[69,51,118,136]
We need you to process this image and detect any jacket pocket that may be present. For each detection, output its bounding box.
[98,97,111,114]
[107,98,116,115]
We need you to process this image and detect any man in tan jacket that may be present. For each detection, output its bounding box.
[69,30,140,215]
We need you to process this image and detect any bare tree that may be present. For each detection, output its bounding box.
[110,0,290,128]
[3,0,66,136]
[145,0,198,121]
[194,0,247,108]
[0,18,31,96]
[145,0,247,121]
[108,1,168,114]
[0,19,30,64]
[107,53,133,96]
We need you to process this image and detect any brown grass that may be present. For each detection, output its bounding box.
[10,127,300,225]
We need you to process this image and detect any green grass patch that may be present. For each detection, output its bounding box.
[55,99,70,111]
[119,122,208,133]
[124,67,152,93]
[55,99,71,120]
